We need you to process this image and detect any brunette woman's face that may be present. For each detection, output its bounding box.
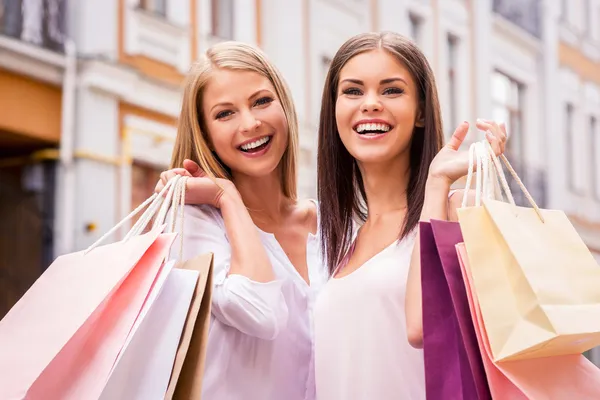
[335,49,423,166]
[201,68,289,179]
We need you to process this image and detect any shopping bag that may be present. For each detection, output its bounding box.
[457,141,600,362]
[99,260,199,400]
[421,220,490,400]
[0,175,189,399]
[456,243,600,399]
[0,227,174,399]
[166,252,214,400]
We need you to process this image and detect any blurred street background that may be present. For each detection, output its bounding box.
[1,0,599,362]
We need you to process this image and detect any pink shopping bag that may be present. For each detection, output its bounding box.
[0,226,175,399]
[456,242,600,399]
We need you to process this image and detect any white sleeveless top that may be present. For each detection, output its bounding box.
[313,230,426,400]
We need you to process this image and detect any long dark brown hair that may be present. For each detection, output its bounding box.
[317,31,444,275]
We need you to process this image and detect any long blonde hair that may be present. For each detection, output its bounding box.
[170,41,299,200]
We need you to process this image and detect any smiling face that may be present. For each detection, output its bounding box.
[201,68,289,179]
[335,48,423,166]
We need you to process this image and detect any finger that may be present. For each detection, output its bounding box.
[477,119,505,140]
[160,171,168,185]
[500,122,508,143]
[497,122,507,153]
[183,159,206,177]
[489,120,506,142]
[485,131,502,156]
[171,168,191,177]
[475,119,493,133]
[154,180,165,194]
[447,121,469,151]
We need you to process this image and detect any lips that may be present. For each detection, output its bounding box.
[238,135,272,153]
[352,120,393,135]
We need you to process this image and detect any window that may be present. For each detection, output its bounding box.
[131,162,162,231]
[565,103,578,192]
[409,13,423,46]
[589,1,600,43]
[591,115,600,200]
[560,0,568,21]
[322,55,332,80]
[447,34,459,134]
[211,0,234,40]
[139,0,167,17]
[492,71,525,203]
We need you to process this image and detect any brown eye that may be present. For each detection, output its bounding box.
[342,88,362,96]
[383,87,404,95]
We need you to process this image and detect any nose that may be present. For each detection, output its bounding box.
[239,109,260,133]
[361,91,382,113]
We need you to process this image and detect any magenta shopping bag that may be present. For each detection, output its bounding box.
[420,220,490,400]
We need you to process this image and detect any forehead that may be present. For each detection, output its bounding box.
[338,49,414,84]
[203,68,276,104]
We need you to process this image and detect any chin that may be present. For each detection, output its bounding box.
[237,159,282,178]
[348,147,397,165]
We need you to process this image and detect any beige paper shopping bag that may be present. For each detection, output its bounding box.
[457,143,600,362]
[165,252,214,400]
[456,243,600,399]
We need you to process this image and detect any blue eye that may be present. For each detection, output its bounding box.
[255,96,274,106]
[216,110,233,119]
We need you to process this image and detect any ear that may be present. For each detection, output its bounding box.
[415,108,425,128]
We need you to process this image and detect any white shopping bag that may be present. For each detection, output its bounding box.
[99,260,200,399]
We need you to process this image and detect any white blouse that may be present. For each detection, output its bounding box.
[172,202,327,400]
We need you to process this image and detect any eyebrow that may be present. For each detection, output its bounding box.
[210,89,274,113]
[340,77,408,86]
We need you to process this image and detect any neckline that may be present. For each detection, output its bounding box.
[254,199,319,287]
[331,238,399,281]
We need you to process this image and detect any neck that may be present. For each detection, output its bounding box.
[359,154,411,221]
[232,168,291,224]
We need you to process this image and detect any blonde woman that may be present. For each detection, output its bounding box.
[155,42,327,400]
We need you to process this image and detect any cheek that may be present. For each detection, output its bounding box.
[389,98,419,124]
[335,99,352,132]
[206,123,235,155]
[260,105,287,135]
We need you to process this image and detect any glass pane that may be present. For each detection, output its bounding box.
[492,105,510,131]
[492,72,510,104]
[217,0,234,39]
[509,81,520,108]
[593,117,600,199]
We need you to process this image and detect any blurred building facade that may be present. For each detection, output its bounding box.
[1,0,599,360]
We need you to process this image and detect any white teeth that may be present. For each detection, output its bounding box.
[241,136,270,151]
[355,123,391,133]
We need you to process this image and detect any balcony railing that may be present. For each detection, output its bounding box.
[0,0,67,52]
[493,0,541,39]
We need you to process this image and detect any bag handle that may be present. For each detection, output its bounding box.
[461,140,544,222]
[84,175,189,254]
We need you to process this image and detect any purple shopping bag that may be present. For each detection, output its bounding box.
[420,220,490,400]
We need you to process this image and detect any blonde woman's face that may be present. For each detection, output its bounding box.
[201,68,288,180]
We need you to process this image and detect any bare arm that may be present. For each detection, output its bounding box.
[405,179,451,348]
[176,179,285,340]
[216,186,275,282]
[404,119,507,348]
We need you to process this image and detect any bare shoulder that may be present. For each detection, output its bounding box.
[447,189,476,222]
[293,198,318,235]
